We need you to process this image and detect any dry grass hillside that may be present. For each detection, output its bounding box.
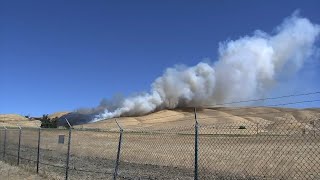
[0,114,41,128]
[48,111,69,119]
[1,107,319,131]
[0,112,69,128]
[76,107,320,132]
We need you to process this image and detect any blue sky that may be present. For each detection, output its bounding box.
[1,0,320,116]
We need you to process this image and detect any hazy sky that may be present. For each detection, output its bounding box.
[1,0,320,116]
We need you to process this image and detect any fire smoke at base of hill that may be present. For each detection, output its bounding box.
[91,13,320,122]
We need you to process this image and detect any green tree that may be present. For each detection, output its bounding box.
[40,114,58,128]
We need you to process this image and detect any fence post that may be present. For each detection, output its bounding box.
[3,126,7,159]
[194,107,199,180]
[314,119,318,137]
[256,123,259,135]
[65,118,72,180]
[17,126,22,165]
[36,127,41,174]
[113,120,123,180]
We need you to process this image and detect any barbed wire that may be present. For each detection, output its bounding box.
[112,98,320,122]
[198,99,320,120]
[195,91,320,107]
[0,99,319,132]
[114,91,320,121]
[1,91,319,126]
[198,98,320,112]
[1,106,320,179]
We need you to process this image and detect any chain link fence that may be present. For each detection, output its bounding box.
[0,113,320,180]
[198,122,320,179]
[118,127,195,179]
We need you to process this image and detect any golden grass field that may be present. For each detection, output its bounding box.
[0,114,41,128]
[0,161,44,180]
[4,125,318,179]
[1,107,319,131]
[74,107,320,134]
[1,107,320,179]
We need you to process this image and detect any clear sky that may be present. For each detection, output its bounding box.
[1,0,320,116]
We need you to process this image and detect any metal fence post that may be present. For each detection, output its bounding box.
[36,127,41,173]
[17,126,22,165]
[113,120,123,180]
[65,118,72,180]
[3,126,7,159]
[314,119,318,137]
[194,107,199,180]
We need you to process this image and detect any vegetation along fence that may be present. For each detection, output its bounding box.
[0,109,320,180]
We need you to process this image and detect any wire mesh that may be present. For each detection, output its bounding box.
[68,129,118,180]
[19,128,39,171]
[39,128,69,179]
[0,129,4,161]
[0,114,319,180]
[117,127,195,179]
[4,128,20,165]
[198,119,320,180]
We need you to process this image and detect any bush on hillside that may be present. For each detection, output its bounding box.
[40,114,58,128]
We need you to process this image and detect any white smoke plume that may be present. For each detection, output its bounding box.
[93,14,320,121]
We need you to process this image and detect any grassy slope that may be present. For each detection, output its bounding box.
[77,107,320,131]
[0,161,46,180]
[1,107,319,130]
[0,114,41,128]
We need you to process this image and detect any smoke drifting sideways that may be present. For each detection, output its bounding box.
[91,14,320,122]
[60,13,320,125]
[58,96,124,126]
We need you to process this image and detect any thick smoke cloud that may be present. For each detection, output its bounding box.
[93,14,320,121]
[75,94,124,114]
